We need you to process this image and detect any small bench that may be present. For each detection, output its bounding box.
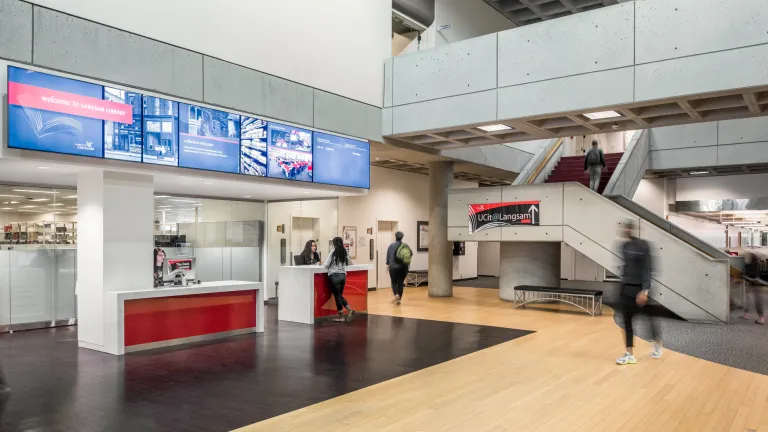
[513,286,603,316]
[405,270,428,287]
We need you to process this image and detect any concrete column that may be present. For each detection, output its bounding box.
[428,161,453,297]
[77,170,154,353]
[499,242,560,301]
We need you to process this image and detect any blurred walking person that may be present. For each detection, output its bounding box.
[742,250,766,325]
[616,220,662,365]
[386,231,412,305]
[584,139,606,192]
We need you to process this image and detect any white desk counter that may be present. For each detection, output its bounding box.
[278,265,372,324]
[91,281,264,355]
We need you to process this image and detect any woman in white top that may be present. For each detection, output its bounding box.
[323,236,356,322]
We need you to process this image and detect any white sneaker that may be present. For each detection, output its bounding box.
[652,343,662,359]
[616,353,637,365]
[395,294,401,305]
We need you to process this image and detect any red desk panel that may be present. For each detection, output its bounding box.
[314,270,368,319]
[124,290,257,347]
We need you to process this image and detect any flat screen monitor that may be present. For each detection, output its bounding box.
[178,103,241,173]
[240,116,268,176]
[312,132,370,188]
[103,87,143,162]
[6,66,128,158]
[266,122,313,182]
[164,257,196,282]
[142,96,179,166]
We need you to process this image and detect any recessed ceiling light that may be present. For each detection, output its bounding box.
[12,189,58,194]
[243,196,251,198]
[689,170,709,175]
[154,195,170,199]
[37,166,50,170]
[374,157,381,161]
[583,111,621,120]
[20,205,37,208]
[62,195,77,199]
[0,207,12,210]
[9,201,19,204]
[0,195,24,198]
[49,203,64,206]
[478,124,512,132]
[303,191,311,194]
[30,198,50,202]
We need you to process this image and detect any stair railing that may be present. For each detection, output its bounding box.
[602,130,649,197]
[512,138,563,185]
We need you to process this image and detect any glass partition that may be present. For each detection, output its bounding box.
[0,185,78,330]
[154,196,265,284]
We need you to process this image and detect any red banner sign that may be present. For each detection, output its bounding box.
[8,81,133,124]
[469,201,540,233]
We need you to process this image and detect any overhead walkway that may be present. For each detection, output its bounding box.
[383,0,768,151]
[448,182,732,323]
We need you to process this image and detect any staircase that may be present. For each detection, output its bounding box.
[544,152,623,194]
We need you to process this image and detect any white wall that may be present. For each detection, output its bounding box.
[633,178,667,218]
[27,0,391,107]
[668,213,727,248]
[337,166,478,288]
[563,131,628,157]
[477,241,500,276]
[677,173,768,201]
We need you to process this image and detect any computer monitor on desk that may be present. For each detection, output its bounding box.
[163,257,196,283]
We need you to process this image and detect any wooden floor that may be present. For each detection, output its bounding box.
[236,286,768,432]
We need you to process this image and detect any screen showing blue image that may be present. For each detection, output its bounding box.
[142,96,179,166]
[178,103,241,174]
[104,87,143,162]
[6,66,107,158]
[267,122,313,182]
[313,132,370,189]
[240,116,268,176]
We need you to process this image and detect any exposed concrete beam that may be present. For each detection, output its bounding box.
[677,100,703,120]
[743,92,762,114]
[616,109,648,126]
[509,120,556,138]
[566,115,601,132]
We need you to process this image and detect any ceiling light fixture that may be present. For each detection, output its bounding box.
[0,195,24,198]
[8,201,19,204]
[37,166,50,170]
[12,189,58,194]
[583,110,621,120]
[61,195,77,199]
[243,196,251,198]
[0,207,12,210]
[154,195,170,199]
[30,198,50,202]
[478,124,512,132]
[689,170,709,175]
[19,205,37,208]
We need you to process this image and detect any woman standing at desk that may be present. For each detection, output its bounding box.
[300,240,321,265]
[323,237,356,322]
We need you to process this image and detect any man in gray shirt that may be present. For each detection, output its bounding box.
[616,220,662,365]
[584,140,606,192]
[386,231,409,305]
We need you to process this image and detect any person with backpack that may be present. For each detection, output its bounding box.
[386,231,411,305]
[584,139,606,192]
[323,236,356,322]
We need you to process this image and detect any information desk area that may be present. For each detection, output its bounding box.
[84,281,265,355]
[278,265,372,324]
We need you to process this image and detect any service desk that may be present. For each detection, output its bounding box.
[278,265,372,324]
[91,281,264,355]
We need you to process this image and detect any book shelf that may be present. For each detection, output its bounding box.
[2,221,77,246]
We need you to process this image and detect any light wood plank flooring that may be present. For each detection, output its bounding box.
[236,286,768,432]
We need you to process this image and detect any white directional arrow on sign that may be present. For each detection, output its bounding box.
[528,205,538,225]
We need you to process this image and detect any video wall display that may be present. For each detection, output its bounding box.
[6,66,370,189]
[313,132,370,189]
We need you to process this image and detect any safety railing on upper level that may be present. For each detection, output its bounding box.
[602,130,649,198]
[512,138,563,185]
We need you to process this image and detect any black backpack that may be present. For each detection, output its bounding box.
[587,149,600,166]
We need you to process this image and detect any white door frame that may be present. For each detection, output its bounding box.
[375,219,398,289]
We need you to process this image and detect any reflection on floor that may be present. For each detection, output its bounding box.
[0,303,528,431]
[239,287,768,432]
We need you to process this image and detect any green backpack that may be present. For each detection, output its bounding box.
[395,243,413,266]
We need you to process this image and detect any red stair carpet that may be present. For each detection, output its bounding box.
[544,152,623,195]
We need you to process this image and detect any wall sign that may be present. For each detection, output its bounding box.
[468,201,540,234]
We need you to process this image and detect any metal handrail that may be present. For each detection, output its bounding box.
[525,137,563,185]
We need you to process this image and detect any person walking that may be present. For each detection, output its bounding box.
[323,236,356,322]
[616,220,662,365]
[386,231,412,305]
[584,139,606,192]
[742,250,766,325]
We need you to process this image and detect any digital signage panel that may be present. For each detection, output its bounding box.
[178,103,241,174]
[104,87,143,162]
[313,132,370,189]
[6,66,131,158]
[266,123,312,182]
[142,96,179,166]
[240,116,268,176]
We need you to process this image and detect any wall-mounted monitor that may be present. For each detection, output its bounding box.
[266,122,313,182]
[240,116,268,176]
[6,66,130,158]
[142,96,179,166]
[313,132,370,189]
[104,87,143,162]
[178,103,241,174]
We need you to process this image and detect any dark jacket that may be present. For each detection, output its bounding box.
[584,148,606,170]
[386,240,404,270]
[621,236,652,297]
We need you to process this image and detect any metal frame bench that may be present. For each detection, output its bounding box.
[513,286,603,316]
[405,270,428,287]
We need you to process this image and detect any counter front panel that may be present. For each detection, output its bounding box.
[124,290,257,347]
[313,270,368,319]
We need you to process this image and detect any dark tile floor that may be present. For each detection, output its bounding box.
[0,307,531,432]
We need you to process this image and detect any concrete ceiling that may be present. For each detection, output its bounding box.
[647,163,768,180]
[391,87,768,151]
[484,0,620,26]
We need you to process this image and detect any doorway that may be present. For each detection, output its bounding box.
[376,221,398,289]
[291,217,320,265]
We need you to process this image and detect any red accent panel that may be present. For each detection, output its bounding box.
[124,290,256,347]
[469,201,540,213]
[8,81,134,123]
[314,270,368,318]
